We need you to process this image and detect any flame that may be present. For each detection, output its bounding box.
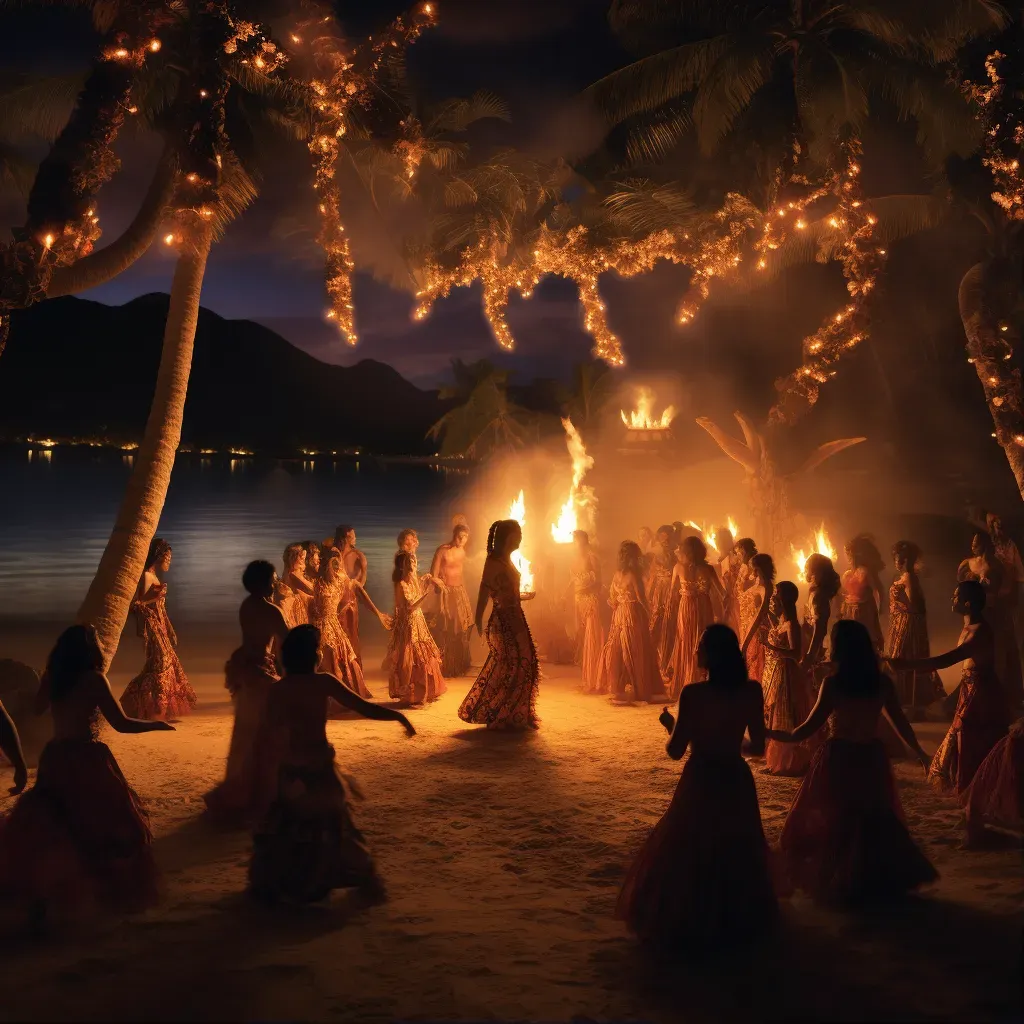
[727,516,740,539]
[791,524,837,582]
[551,417,595,543]
[685,520,718,552]
[508,489,534,592]
[620,387,675,430]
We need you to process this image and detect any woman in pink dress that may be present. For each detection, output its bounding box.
[647,525,675,661]
[740,553,775,682]
[204,560,289,825]
[388,551,447,706]
[772,620,936,905]
[840,535,885,653]
[121,539,196,720]
[459,520,539,730]
[887,540,943,717]
[571,530,606,694]
[961,716,1024,846]
[617,624,777,949]
[0,625,173,929]
[597,541,664,703]
[667,536,723,699]
[309,554,373,700]
[890,580,1009,797]
[275,543,314,629]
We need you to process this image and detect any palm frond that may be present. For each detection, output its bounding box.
[623,108,691,165]
[0,72,85,142]
[692,40,775,154]
[0,140,35,194]
[443,176,478,208]
[864,192,949,243]
[208,151,259,239]
[426,91,511,134]
[602,178,695,233]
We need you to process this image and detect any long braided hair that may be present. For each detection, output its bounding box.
[487,519,520,558]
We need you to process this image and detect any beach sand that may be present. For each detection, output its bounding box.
[0,636,1020,1023]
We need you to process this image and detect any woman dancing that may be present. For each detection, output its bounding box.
[734,538,759,646]
[667,536,723,699]
[204,561,289,825]
[715,525,740,635]
[887,540,944,717]
[840,535,886,653]
[740,553,775,682]
[121,538,196,720]
[431,518,474,677]
[801,553,842,676]
[310,553,373,701]
[647,525,675,656]
[249,625,415,906]
[570,530,605,694]
[890,580,1009,797]
[771,620,936,906]
[617,625,776,949]
[458,520,540,730]
[275,543,315,628]
[961,716,1024,846]
[389,551,447,706]
[597,541,663,703]
[0,625,173,929]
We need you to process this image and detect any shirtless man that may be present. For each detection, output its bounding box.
[335,525,368,587]
[431,519,473,676]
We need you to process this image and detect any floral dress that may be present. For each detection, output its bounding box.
[310,576,371,700]
[573,565,606,694]
[668,572,715,699]
[887,577,943,709]
[388,575,447,704]
[596,573,663,702]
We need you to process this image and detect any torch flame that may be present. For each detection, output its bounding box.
[620,387,675,430]
[685,520,718,552]
[508,489,533,592]
[551,418,595,543]
[791,524,837,582]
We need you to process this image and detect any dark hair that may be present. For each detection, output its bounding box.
[334,524,354,546]
[283,543,305,572]
[698,624,748,687]
[806,553,841,600]
[656,524,674,541]
[735,537,757,561]
[957,578,987,613]
[775,580,799,618]
[393,550,413,583]
[830,619,881,697]
[397,528,418,549]
[486,519,520,556]
[573,530,590,545]
[681,535,707,565]
[242,559,275,595]
[972,529,995,555]
[145,537,171,572]
[453,524,469,541]
[282,624,320,674]
[302,540,320,562]
[751,552,776,586]
[618,539,642,574]
[45,624,104,701]
[714,527,734,550]
[892,539,922,570]
[847,534,884,574]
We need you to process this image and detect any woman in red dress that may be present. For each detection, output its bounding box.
[121,538,196,720]
[771,620,936,905]
[667,536,724,699]
[617,624,777,949]
[961,717,1024,846]
[740,553,775,682]
[459,520,540,730]
[0,625,173,930]
[889,580,1009,797]
[840,535,886,653]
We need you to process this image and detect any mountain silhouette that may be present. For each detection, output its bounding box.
[1,294,449,455]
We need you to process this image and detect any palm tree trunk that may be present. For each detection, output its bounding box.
[76,225,213,665]
[958,260,1024,499]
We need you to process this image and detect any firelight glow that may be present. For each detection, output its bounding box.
[551,418,595,544]
[620,388,675,430]
[508,490,533,592]
[792,524,838,582]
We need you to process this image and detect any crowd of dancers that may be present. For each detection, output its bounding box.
[0,508,1020,951]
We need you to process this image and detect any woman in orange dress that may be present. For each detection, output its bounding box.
[647,525,675,661]
[597,541,664,703]
[617,624,777,949]
[571,530,606,694]
[388,551,447,706]
[715,526,741,635]
[0,625,173,929]
[890,580,1009,797]
[275,543,315,629]
[887,540,943,717]
[734,538,759,648]
[121,538,196,720]
[667,536,723,699]
[772,620,936,906]
[458,520,539,730]
[740,553,775,682]
[309,553,373,700]
[840,535,885,653]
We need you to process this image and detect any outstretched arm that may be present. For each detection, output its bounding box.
[890,636,975,673]
[802,615,827,668]
[354,584,392,628]
[881,677,930,769]
[95,675,174,734]
[0,699,27,794]
[741,584,772,655]
[323,677,415,734]
[746,683,766,757]
[768,679,832,743]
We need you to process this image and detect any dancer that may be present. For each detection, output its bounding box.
[740,552,775,682]
[303,540,321,581]
[760,581,817,775]
[887,540,944,716]
[0,625,172,928]
[570,530,605,693]
[890,580,1009,796]
[734,538,759,645]
[121,538,196,720]
[204,561,289,824]
[801,553,842,676]
[617,624,776,949]
[458,520,540,730]
[388,551,447,706]
[647,525,675,656]
[961,716,1024,846]
[715,525,740,635]
[840,535,886,653]
[275,543,314,628]
[334,525,367,663]
[310,553,373,700]
[397,528,419,556]
[248,624,415,905]
[771,620,936,905]
[597,540,663,703]
[431,518,474,677]
[666,536,723,699]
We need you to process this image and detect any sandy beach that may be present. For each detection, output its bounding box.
[0,637,1019,1023]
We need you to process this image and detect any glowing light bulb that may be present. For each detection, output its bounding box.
[163,233,176,245]
[149,39,161,52]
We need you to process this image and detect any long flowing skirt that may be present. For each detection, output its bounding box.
[318,617,372,704]
[841,600,884,653]
[340,601,361,667]
[648,571,673,650]
[668,591,713,699]
[121,634,196,720]
[439,584,474,677]
[204,650,279,824]
[745,624,768,684]
[962,724,1024,835]
[458,606,539,729]
[574,592,606,694]
[596,600,663,702]
[779,737,937,904]
[0,738,158,925]
[617,752,777,948]
[388,609,447,704]
[888,608,944,708]
[763,654,818,776]
[929,670,1009,796]
[248,744,378,904]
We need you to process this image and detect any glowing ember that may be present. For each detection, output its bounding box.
[791,524,837,582]
[620,387,675,430]
[508,489,534,592]
[551,418,595,543]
